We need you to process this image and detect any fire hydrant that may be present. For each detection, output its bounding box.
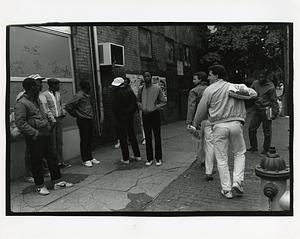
[255,147,290,211]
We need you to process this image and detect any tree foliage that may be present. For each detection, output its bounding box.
[202,24,286,84]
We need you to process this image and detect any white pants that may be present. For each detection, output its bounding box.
[203,126,215,175]
[212,121,246,191]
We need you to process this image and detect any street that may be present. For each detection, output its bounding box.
[10,111,290,213]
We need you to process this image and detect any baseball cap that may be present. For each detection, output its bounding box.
[111,77,124,86]
[27,74,45,80]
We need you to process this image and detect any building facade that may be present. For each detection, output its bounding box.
[9,24,207,179]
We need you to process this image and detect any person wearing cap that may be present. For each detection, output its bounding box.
[15,77,74,195]
[15,74,52,183]
[41,78,71,169]
[65,80,100,167]
[112,77,141,164]
[137,71,167,166]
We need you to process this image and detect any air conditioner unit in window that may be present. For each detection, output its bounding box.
[98,42,125,66]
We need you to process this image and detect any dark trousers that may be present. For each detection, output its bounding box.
[142,110,162,162]
[248,109,272,151]
[77,118,93,162]
[116,116,140,161]
[25,135,61,186]
[51,117,64,163]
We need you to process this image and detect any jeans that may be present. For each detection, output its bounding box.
[248,109,272,151]
[51,117,64,163]
[116,116,141,161]
[25,135,61,186]
[77,118,93,162]
[203,125,215,175]
[212,121,246,191]
[142,110,162,162]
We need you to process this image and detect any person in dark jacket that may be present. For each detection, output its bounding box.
[65,80,100,167]
[112,77,141,164]
[247,70,279,155]
[15,77,73,195]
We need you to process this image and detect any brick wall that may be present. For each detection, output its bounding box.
[71,25,207,145]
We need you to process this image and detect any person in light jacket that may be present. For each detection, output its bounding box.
[192,65,257,199]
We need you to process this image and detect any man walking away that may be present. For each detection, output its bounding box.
[41,78,71,168]
[193,65,257,199]
[112,77,141,164]
[65,80,100,167]
[247,70,279,155]
[138,71,167,166]
[15,77,73,195]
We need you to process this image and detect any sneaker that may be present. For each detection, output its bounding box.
[114,142,120,148]
[120,159,130,165]
[247,147,258,152]
[131,155,142,161]
[221,190,233,199]
[82,160,93,167]
[205,174,213,182]
[145,160,153,166]
[24,176,34,183]
[37,185,50,195]
[53,181,74,190]
[156,160,162,166]
[232,182,244,197]
[58,162,72,168]
[141,139,146,145]
[91,158,100,164]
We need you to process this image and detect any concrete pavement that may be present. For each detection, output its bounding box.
[9,111,291,213]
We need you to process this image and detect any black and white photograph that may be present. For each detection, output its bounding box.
[6,23,293,215]
[1,0,299,238]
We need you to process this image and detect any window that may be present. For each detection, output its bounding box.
[165,38,174,63]
[139,28,152,58]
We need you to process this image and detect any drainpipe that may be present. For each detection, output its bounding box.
[89,26,104,136]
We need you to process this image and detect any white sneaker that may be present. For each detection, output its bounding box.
[131,155,142,161]
[156,160,162,166]
[114,142,120,148]
[82,160,93,167]
[145,161,153,166]
[37,185,50,195]
[24,176,34,183]
[91,158,100,164]
[221,190,233,199]
[54,181,74,190]
[120,159,130,165]
[141,139,146,145]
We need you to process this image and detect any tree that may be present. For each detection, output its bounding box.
[203,24,286,84]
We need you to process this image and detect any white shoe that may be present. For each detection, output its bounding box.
[24,176,34,183]
[131,155,142,161]
[145,161,153,166]
[141,139,146,145]
[37,185,50,195]
[82,160,93,167]
[120,159,130,165]
[91,158,100,164]
[156,160,162,166]
[54,181,74,190]
[221,190,233,199]
[114,142,120,148]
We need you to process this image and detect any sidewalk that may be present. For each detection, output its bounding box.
[9,112,290,213]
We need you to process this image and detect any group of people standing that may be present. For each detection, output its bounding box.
[13,64,279,199]
[111,71,167,166]
[186,65,279,199]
